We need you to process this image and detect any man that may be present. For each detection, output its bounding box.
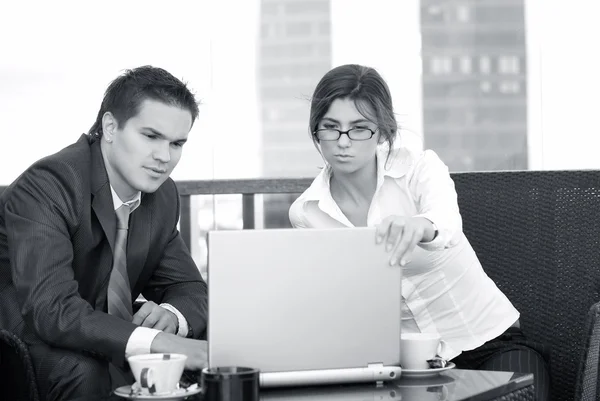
[0,66,208,400]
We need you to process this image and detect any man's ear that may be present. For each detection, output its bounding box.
[101,112,118,142]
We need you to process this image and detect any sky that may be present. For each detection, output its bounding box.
[527,0,600,170]
[1,0,600,186]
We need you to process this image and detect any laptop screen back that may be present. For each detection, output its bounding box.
[207,227,402,372]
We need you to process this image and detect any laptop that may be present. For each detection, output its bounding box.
[206,227,402,387]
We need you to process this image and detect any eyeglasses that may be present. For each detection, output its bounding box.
[313,128,377,141]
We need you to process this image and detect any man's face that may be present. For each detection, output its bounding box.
[102,99,192,200]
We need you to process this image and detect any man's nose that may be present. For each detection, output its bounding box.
[154,142,171,163]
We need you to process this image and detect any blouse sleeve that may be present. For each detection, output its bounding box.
[409,150,463,250]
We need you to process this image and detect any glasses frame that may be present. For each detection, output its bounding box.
[313,128,378,141]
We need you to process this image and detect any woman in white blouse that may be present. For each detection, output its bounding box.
[289,64,550,401]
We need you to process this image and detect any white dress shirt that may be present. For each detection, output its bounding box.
[288,147,520,360]
[109,187,190,357]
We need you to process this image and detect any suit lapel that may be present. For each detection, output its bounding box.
[90,140,117,252]
[92,186,116,252]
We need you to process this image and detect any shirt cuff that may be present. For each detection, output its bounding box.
[414,214,451,251]
[160,303,189,338]
[125,327,162,358]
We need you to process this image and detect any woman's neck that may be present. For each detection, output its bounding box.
[329,157,378,206]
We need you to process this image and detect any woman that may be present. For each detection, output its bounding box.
[289,64,550,400]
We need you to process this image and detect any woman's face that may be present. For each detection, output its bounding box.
[317,97,380,175]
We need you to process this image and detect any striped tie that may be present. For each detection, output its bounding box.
[107,204,133,320]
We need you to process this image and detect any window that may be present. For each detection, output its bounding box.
[498,56,520,74]
[480,81,492,93]
[459,56,472,74]
[474,5,525,24]
[424,31,526,48]
[318,21,330,35]
[499,81,521,94]
[262,2,279,15]
[423,81,488,98]
[284,1,329,15]
[286,22,312,36]
[430,57,452,75]
[456,5,470,22]
[426,4,444,21]
[479,56,491,74]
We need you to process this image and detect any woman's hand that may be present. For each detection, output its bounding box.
[376,216,435,266]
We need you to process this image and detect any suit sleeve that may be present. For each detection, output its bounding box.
[141,181,208,339]
[4,162,137,362]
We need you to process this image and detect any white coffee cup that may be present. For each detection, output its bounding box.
[400,333,446,370]
[128,353,187,395]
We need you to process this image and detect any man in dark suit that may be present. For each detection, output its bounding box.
[0,66,208,400]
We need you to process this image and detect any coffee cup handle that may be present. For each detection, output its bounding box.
[140,367,157,394]
[436,340,448,358]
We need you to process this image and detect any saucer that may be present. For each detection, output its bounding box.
[398,374,456,387]
[401,362,456,378]
[113,384,202,400]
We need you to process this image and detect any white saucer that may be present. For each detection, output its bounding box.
[398,374,456,387]
[401,362,456,378]
[113,384,202,400]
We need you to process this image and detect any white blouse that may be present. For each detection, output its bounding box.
[288,147,520,360]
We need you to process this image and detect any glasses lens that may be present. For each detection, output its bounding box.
[348,129,373,140]
[317,129,340,141]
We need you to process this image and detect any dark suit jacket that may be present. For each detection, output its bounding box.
[0,134,207,364]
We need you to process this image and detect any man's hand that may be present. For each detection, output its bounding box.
[375,216,435,266]
[132,301,178,334]
[151,332,207,371]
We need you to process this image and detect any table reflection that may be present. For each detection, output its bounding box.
[260,369,533,401]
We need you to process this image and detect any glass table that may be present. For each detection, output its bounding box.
[259,369,534,401]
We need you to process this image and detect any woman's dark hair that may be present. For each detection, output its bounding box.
[87,65,200,140]
[309,64,398,154]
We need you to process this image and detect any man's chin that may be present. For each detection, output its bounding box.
[136,179,168,194]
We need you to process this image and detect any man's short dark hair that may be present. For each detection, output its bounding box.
[87,65,200,140]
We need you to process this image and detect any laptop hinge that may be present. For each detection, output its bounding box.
[367,362,388,386]
[367,362,384,368]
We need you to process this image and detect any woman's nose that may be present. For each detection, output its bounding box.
[337,133,352,147]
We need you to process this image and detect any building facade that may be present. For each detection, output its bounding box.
[420,0,528,171]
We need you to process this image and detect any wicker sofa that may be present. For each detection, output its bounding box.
[452,170,600,401]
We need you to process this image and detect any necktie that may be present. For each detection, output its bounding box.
[107,204,133,320]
